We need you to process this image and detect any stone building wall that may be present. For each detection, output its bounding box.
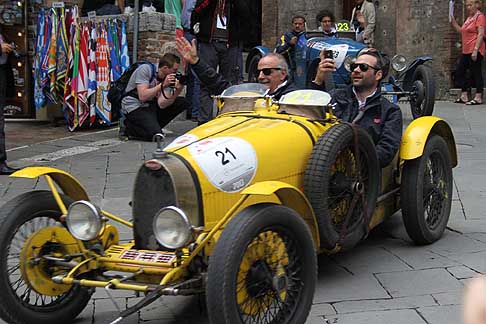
[261,0,464,99]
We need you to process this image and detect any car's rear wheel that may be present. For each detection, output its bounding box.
[0,190,92,324]
[304,124,380,251]
[410,65,435,118]
[247,54,262,83]
[401,135,453,244]
[206,204,316,324]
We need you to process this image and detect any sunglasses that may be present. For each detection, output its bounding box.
[257,68,281,76]
[350,62,380,72]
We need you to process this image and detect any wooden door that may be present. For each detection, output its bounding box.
[343,0,355,21]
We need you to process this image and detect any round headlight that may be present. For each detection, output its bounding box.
[66,201,102,241]
[343,55,355,72]
[391,55,407,72]
[153,206,192,249]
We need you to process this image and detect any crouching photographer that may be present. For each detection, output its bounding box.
[121,53,190,141]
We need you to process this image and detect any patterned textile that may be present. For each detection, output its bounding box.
[63,6,79,130]
[46,8,58,103]
[55,8,69,99]
[87,22,97,125]
[107,20,121,81]
[95,23,111,124]
[77,24,89,127]
[34,9,47,110]
[120,19,130,72]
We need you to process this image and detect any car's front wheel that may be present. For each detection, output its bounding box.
[0,191,92,324]
[401,135,453,244]
[206,203,317,324]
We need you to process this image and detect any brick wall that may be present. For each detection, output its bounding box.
[262,0,463,99]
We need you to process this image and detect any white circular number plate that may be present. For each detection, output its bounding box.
[189,137,258,193]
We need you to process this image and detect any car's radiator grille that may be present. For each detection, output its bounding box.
[132,165,176,250]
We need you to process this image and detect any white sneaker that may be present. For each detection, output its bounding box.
[142,5,156,12]
[124,6,133,14]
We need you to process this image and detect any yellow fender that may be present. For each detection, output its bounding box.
[241,181,320,249]
[10,166,89,200]
[400,116,458,167]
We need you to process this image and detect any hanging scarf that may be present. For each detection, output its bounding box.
[40,10,51,93]
[95,22,112,124]
[87,22,98,125]
[107,20,121,81]
[34,8,47,110]
[77,23,89,127]
[120,19,130,72]
[63,6,79,130]
[46,8,58,103]
[55,7,69,99]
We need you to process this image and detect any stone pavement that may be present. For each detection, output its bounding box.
[0,101,485,324]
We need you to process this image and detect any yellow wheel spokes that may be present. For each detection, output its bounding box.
[330,148,357,225]
[236,230,290,317]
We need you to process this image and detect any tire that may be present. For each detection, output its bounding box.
[410,65,435,118]
[304,124,380,251]
[0,191,92,324]
[401,135,453,244]
[247,54,262,82]
[206,204,317,324]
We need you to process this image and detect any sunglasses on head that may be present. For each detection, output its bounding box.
[350,62,380,72]
[257,68,281,76]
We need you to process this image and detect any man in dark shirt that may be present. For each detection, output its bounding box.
[275,15,306,79]
[175,37,298,100]
[312,48,402,167]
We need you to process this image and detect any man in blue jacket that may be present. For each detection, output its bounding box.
[312,48,403,168]
[275,15,306,79]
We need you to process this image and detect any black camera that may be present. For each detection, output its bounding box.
[170,72,188,87]
[323,49,334,59]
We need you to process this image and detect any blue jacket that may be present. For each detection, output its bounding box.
[330,86,403,168]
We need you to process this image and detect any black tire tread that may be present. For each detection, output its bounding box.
[401,135,452,244]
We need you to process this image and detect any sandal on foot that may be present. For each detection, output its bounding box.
[455,98,468,104]
[466,99,482,105]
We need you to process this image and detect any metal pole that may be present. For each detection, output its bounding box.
[132,0,139,62]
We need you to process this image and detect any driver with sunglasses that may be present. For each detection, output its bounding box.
[312,48,403,168]
[176,37,298,100]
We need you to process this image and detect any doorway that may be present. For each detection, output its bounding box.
[343,0,355,20]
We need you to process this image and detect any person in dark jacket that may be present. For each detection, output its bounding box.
[190,0,251,125]
[275,15,306,79]
[312,48,402,168]
[0,28,17,175]
[175,37,298,100]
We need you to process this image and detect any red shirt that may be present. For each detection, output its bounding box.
[461,11,485,56]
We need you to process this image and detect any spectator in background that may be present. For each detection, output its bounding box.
[317,9,337,37]
[451,0,484,105]
[190,0,251,125]
[0,27,18,175]
[121,54,188,140]
[165,0,183,38]
[82,0,124,16]
[181,0,199,121]
[275,15,306,78]
[350,0,376,46]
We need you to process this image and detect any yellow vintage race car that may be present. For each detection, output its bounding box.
[0,84,457,324]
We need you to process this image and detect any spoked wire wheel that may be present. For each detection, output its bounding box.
[402,135,453,244]
[207,204,316,324]
[0,191,92,324]
[236,230,300,323]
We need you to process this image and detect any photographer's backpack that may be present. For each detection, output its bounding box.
[107,61,156,121]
